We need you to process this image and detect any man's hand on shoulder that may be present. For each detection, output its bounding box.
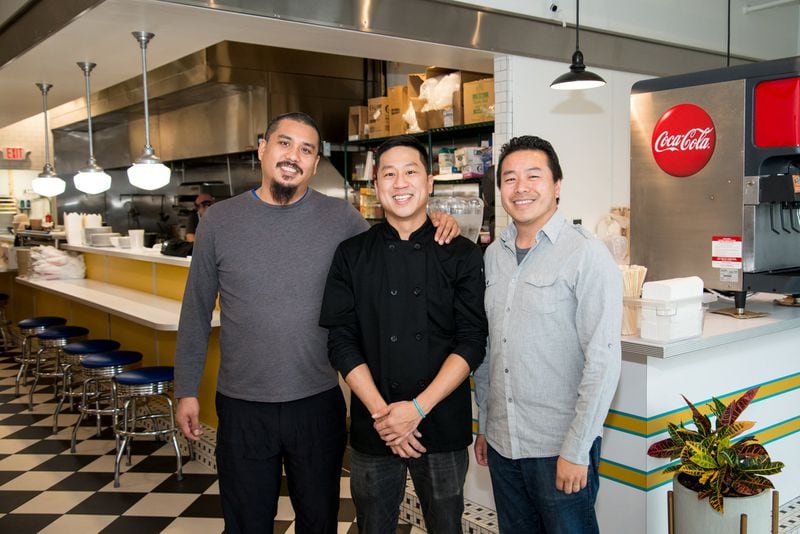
[429,212,461,245]
[176,397,203,441]
[556,456,588,494]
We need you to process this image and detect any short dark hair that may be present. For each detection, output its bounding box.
[375,135,429,172]
[264,112,323,155]
[496,135,563,189]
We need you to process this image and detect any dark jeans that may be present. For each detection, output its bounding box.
[350,448,469,534]
[487,437,602,534]
[215,387,347,534]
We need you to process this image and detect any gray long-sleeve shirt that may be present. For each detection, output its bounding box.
[174,188,368,402]
[473,211,622,465]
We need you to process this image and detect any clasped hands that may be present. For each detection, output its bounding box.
[372,400,427,459]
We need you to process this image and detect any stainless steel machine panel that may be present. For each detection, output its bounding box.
[631,79,746,291]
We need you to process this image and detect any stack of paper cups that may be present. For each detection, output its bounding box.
[129,229,144,249]
[64,213,84,246]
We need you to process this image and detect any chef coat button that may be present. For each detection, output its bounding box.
[508,397,513,403]
[413,243,421,250]
[608,343,613,349]
[388,244,396,251]
[391,382,399,390]
[502,338,507,343]
[415,332,423,341]
[390,289,398,296]
[504,368,509,373]
[390,335,398,343]
[413,287,422,296]
[417,380,427,388]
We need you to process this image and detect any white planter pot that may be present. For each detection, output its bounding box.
[673,474,772,534]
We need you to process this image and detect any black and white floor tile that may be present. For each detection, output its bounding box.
[0,351,424,534]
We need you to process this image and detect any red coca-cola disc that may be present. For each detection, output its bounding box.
[651,103,716,177]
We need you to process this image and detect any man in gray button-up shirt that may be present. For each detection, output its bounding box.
[473,135,621,533]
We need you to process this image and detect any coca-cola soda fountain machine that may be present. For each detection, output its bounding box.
[630,56,800,313]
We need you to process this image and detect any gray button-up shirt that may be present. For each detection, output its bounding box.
[474,210,622,465]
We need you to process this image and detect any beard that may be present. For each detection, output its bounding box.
[270,181,298,205]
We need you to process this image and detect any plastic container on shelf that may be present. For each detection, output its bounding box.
[623,293,717,343]
[358,187,383,220]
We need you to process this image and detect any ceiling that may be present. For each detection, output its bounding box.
[0,0,495,129]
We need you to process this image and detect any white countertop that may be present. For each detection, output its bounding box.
[16,276,219,331]
[61,244,191,267]
[621,293,800,358]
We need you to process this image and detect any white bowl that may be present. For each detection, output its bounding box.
[90,232,120,247]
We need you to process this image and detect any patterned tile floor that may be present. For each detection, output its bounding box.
[0,351,423,533]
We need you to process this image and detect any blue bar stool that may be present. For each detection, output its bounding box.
[0,293,13,352]
[14,316,67,396]
[62,340,122,441]
[29,325,89,429]
[71,350,141,453]
[61,339,121,411]
[112,366,188,487]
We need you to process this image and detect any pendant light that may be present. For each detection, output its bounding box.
[74,62,112,194]
[127,31,170,190]
[550,0,606,90]
[31,83,66,197]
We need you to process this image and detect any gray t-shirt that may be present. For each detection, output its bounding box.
[174,188,369,402]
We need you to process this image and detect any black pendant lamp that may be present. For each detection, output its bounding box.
[550,0,606,90]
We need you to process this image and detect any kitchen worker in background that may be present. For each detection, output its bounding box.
[473,135,622,534]
[174,112,460,534]
[184,193,214,242]
[320,135,487,533]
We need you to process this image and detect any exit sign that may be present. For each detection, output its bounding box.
[3,147,26,160]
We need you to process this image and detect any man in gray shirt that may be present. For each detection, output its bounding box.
[473,135,621,533]
[174,112,459,534]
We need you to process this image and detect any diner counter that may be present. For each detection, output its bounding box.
[15,276,218,331]
[61,243,192,267]
[620,292,800,358]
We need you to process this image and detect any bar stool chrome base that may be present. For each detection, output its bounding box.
[0,293,13,352]
[70,348,137,453]
[29,325,89,429]
[14,316,67,397]
[112,366,189,487]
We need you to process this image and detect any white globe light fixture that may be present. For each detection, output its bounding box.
[32,83,66,198]
[127,31,170,190]
[74,62,112,194]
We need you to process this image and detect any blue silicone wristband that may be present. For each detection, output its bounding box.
[412,397,427,419]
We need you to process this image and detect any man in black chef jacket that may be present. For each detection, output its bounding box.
[320,135,488,533]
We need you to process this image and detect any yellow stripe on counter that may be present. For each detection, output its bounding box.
[605,372,800,437]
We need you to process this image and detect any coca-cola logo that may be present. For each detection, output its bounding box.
[651,103,716,177]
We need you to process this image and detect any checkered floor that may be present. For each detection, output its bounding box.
[0,351,423,533]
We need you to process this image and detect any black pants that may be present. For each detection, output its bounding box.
[215,387,347,534]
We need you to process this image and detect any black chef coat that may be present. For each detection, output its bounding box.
[320,218,487,455]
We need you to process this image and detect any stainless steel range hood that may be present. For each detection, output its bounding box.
[52,40,380,173]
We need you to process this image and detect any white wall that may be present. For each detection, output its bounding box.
[454,0,800,60]
[494,54,650,235]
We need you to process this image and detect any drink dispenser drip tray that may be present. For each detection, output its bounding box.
[711,308,768,319]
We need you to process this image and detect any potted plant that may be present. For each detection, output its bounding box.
[647,386,784,533]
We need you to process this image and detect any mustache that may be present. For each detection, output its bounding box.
[276,161,303,176]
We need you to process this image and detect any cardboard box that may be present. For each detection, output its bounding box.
[347,106,369,141]
[388,85,409,136]
[367,96,390,139]
[407,67,487,131]
[463,78,495,124]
